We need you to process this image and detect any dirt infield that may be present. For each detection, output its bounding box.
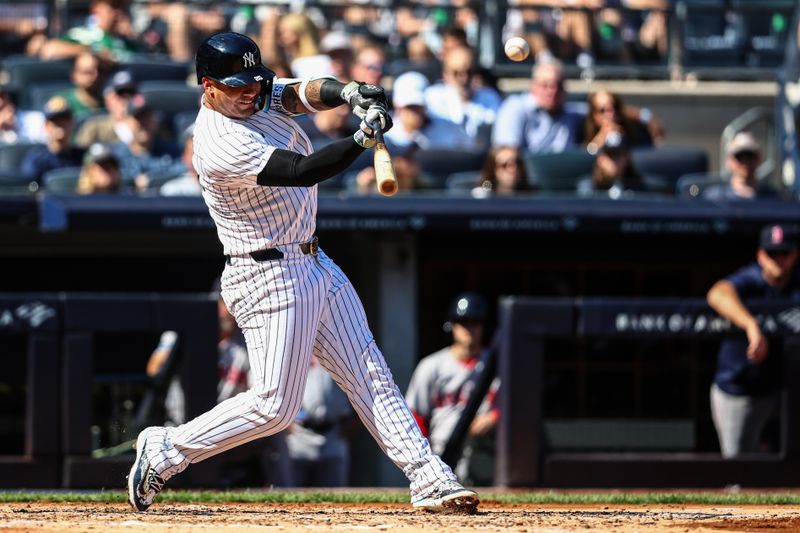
[1,502,800,532]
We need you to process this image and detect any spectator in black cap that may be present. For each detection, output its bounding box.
[20,96,85,184]
[75,70,138,148]
[405,292,499,486]
[577,131,645,198]
[706,223,800,457]
[77,142,121,194]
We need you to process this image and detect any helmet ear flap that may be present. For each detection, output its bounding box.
[256,78,273,111]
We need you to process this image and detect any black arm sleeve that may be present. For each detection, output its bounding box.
[319,79,346,107]
[256,137,365,187]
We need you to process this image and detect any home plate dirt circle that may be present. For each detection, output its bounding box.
[2,502,800,532]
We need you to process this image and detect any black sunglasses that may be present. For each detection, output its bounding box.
[766,249,794,259]
[734,150,758,163]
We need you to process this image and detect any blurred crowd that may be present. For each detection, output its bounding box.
[0,0,794,201]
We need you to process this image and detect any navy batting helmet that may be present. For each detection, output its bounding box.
[195,32,275,88]
[443,292,487,332]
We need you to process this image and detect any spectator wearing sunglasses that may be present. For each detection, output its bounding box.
[583,90,658,153]
[706,224,800,457]
[703,132,779,201]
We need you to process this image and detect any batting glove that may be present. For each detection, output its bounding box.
[364,104,392,132]
[353,104,392,148]
[341,81,388,120]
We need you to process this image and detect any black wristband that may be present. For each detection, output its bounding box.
[319,79,347,108]
[257,138,365,187]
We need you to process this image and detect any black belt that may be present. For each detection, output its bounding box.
[226,236,319,264]
[297,419,336,432]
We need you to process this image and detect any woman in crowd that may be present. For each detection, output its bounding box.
[472,146,530,197]
[583,90,656,152]
[261,11,330,79]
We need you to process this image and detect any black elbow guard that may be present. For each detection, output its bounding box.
[319,79,346,107]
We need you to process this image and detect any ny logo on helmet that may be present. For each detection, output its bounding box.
[243,52,256,68]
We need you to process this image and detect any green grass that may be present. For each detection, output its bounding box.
[1,490,800,505]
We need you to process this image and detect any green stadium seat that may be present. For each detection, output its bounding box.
[523,150,596,192]
[42,166,82,193]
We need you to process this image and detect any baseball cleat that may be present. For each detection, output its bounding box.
[127,427,166,512]
[412,480,480,514]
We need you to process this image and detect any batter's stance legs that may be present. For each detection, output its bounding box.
[128,252,477,512]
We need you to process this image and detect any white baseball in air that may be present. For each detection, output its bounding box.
[504,37,530,62]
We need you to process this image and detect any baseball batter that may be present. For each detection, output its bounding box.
[127,32,478,513]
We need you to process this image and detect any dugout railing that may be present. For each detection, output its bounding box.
[495,296,800,488]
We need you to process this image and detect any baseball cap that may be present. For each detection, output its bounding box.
[320,31,351,54]
[84,143,118,166]
[760,224,797,253]
[392,71,429,108]
[43,95,73,121]
[727,132,761,156]
[105,70,137,95]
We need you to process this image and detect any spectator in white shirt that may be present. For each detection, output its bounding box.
[425,46,501,146]
[385,71,473,151]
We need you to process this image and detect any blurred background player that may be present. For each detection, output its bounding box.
[706,224,800,457]
[406,292,500,486]
[286,356,357,487]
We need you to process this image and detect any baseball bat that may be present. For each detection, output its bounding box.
[372,126,398,197]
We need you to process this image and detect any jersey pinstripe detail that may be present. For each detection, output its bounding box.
[194,102,315,255]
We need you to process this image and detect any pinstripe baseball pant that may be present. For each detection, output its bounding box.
[143,248,457,497]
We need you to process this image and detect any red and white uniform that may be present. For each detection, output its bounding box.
[406,348,500,455]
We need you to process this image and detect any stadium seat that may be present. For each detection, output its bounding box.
[675,173,726,198]
[523,150,596,191]
[117,59,191,83]
[172,111,196,140]
[0,142,40,172]
[1,55,73,109]
[138,81,202,138]
[445,171,481,193]
[630,146,709,189]
[0,142,43,189]
[28,82,75,112]
[415,148,486,187]
[42,166,82,193]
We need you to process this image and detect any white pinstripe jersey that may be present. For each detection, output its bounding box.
[193,89,315,256]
